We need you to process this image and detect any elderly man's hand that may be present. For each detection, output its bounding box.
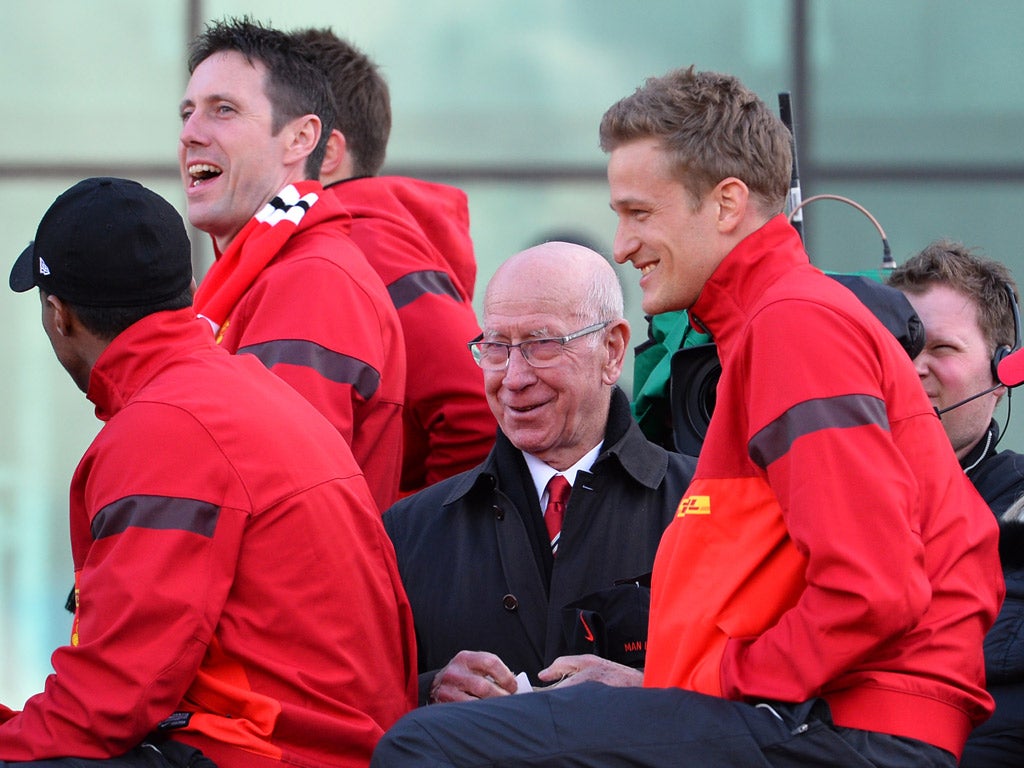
[536,654,644,689]
[428,650,519,703]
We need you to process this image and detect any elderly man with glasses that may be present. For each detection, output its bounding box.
[382,241,696,706]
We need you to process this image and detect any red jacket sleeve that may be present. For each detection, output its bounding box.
[0,405,246,761]
[397,289,496,492]
[719,301,931,701]
[222,251,406,509]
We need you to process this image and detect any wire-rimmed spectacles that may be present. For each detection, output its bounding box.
[467,321,611,371]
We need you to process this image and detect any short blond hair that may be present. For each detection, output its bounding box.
[600,66,792,215]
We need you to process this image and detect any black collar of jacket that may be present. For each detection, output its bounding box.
[962,419,999,476]
[441,387,669,506]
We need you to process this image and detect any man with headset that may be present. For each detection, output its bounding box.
[888,241,1024,767]
[888,240,1024,512]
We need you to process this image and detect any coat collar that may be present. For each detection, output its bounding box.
[689,215,807,350]
[87,308,215,422]
[962,420,999,475]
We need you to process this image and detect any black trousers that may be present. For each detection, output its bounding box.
[960,683,1024,767]
[0,740,215,768]
[370,682,957,768]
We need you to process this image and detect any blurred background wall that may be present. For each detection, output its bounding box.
[2,0,1023,707]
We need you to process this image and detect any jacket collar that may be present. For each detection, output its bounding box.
[87,308,217,422]
[689,215,807,350]
[962,420,999,475]
[597,387,669,489]
[326,175,477,302]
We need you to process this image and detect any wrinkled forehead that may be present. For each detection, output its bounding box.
[482,296,583,340]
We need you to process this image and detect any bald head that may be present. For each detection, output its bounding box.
[485,241,625,327]
[480,241,630,470]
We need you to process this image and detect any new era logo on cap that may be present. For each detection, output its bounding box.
[10,177,193,307]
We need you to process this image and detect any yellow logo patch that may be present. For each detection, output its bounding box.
[676,495,711,517]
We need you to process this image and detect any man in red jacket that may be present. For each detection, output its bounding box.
[371,67,1002,768]
[180,18,405,510]
[295,27,497,496]
[2,177,416,767]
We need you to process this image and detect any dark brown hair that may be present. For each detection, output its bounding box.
[292,27,391,177]
[188,17,336,179]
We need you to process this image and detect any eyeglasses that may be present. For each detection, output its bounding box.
[468,321,611,371]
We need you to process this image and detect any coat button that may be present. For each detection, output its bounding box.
[492,504,504,521]
[502,594,518,611]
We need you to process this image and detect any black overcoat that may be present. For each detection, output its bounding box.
[384,388,696,703]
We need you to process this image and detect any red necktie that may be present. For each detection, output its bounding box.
[544,474,571,556]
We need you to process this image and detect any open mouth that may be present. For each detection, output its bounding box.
[640,263,656,277]
[187,163,222,187]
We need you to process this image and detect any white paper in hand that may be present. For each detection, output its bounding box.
[514,671,533,694]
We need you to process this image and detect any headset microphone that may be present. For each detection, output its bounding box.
[935,384,1004,417]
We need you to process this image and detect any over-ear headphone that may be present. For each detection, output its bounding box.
[991,282,1021,380]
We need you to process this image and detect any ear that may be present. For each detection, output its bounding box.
[601,319,631,386]
[712,177,749,234]
[282,113,322,169]
[46,294,71,337]
[319,128,348,179]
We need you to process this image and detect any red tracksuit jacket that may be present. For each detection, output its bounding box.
[644,217,1003,760]
[211,190,406,511]
[0,310,416,766]
[329,176,496,495]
